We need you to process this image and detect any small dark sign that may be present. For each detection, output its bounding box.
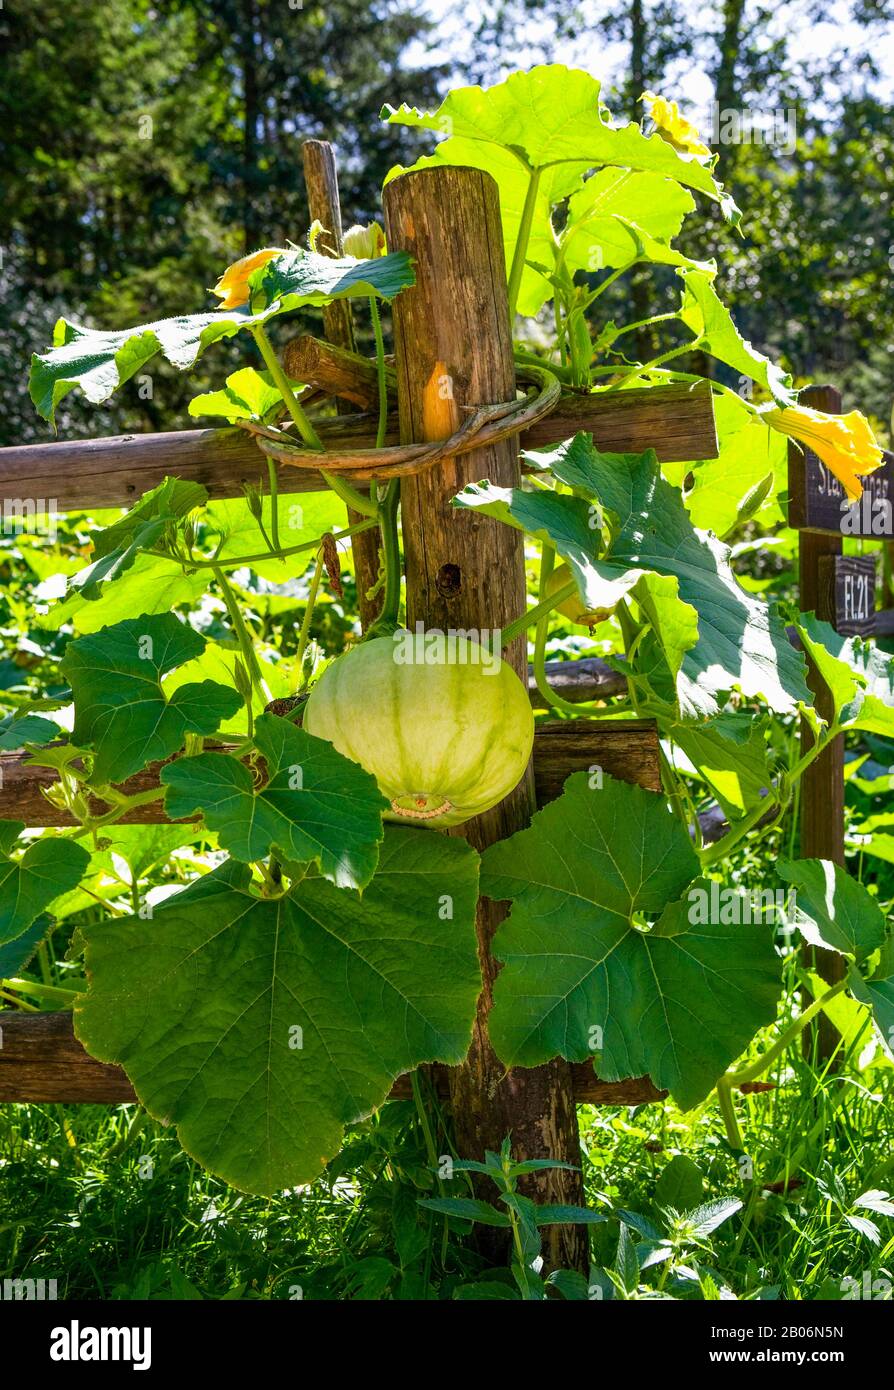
[788,447,894,536]
[818,554,877,637]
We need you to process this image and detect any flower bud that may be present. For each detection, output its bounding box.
[342,222,386,260]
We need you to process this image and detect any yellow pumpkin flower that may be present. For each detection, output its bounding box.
[642,91,711,157]
[211,247,285,310]
[766,404,884,501]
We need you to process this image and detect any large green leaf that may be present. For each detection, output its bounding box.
[75,830,481,1194]
[388,144,585,317]
[161,713,387,890]
[188,367,289,423]
[563,168,697,273]
[199,491,345,582]
[849,939,894,1057]
[250,247,414,310]
[383,66,737,317]
[796,614,894,736]
[60,613,242,784]
[777,858,886,964]
[455,435,809,717]
[42,552,208,635]
[773,859,894,1056]
[72,478,208,599]
[30,248,413,424]
[384,66,735,206]
[0,713,61,750]
[0,915,52,978]
[678,270,797,407]
[0,822,90,945]
[480,775,781,1109]
[668,714,772,820]
[666,393,787,537]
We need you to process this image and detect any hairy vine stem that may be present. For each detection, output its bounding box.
[367,479,402,635]
[716,978,849,1154]
[507,165,542,322]
[251,324,378,519]
[211,563,270,707]
[151,518,377,573]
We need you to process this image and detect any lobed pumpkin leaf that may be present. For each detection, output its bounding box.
[796,613,894,736]
[480,774,782,1110]
[30,248,413,425]
[0,821,90,946]
[777,857,887,964]
[72,477,208,599]
[454,434,809,717]
[161,713,388,891]
[60,612,242,784]
[75,829,481,1195]
[678,268,798,408]
[0,713,61,750]
[384,66,736,318]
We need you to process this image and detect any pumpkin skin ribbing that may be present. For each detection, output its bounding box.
[303,633,534,827]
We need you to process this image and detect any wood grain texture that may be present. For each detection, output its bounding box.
[301,140,380,630]
[817,553,877,638]
[0,383,716,514]
[283,334,396,409]
[0,1011,137,1104]
[384,165,588,1270]
[0,1011,664,1107]
[796,384,846,1057]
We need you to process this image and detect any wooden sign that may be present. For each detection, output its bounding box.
[789,446,894,536]
[818,554,877,637]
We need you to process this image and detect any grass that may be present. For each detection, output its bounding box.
[3,983,894,1300]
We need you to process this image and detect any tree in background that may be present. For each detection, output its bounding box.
[1,0,891,443]
[467,0,894,423]
[0,0,442,443]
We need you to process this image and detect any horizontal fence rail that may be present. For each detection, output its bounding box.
[0,381,717,512]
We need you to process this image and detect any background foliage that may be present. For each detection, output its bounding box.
[1,0,892,448]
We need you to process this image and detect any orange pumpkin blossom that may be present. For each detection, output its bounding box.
[766,404,884,501]
[211,247,285,310]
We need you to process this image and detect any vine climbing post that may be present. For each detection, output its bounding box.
[301,139,381,630]
[384,165,588,1273]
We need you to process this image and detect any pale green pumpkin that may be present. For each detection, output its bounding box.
[303,632,534,827]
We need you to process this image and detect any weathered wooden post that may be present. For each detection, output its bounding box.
[790,384,846,1057]
[788,383,887,1054]
[384,166,588,1270]
[300,139,381,629]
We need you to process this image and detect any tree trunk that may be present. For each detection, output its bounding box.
[241,0,260,251]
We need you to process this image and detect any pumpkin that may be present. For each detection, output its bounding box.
[303,632,534,827]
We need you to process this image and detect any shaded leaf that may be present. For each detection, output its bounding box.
[777,858,886,963]
[161,713,387,890]
[75,831,480,1194]
[481,774,781,1109]
[60,613,242,783]
[0,823,89,945]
